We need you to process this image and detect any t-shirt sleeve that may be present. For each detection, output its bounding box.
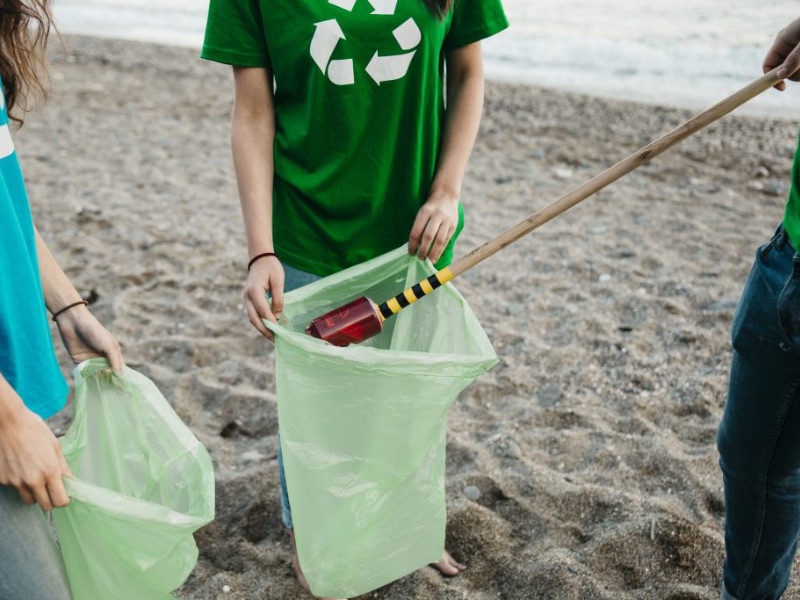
[201,0,270,68]
[444,0,509,50]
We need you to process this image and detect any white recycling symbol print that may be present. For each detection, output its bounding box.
[310,0,422,86]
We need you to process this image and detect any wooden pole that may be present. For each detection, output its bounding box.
[449,67,782,277]
[376,68,781,321]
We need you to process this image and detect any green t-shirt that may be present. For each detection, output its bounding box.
[202,0,508,275]
[785,127,800,251]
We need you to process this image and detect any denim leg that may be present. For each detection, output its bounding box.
[276,263,323,531]
[717,228,800,600]
[0,484,72,600]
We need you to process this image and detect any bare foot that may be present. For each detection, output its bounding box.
[430,550,467,576]
[289,529,345,600]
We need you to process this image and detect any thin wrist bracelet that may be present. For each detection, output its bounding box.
[247,252,279,271]
[51,300,89,322]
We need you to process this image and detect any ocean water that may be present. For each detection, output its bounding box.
[53,0,800,117]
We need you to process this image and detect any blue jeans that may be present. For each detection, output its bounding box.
[718,225,800,600]
[0,484,72,599]
[276,263,323,530]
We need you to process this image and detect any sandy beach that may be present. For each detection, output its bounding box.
[26,35,800,599]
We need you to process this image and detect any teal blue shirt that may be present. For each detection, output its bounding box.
[0,90,68,418]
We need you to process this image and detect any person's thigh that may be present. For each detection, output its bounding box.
[718,229,800,599]
[276,262,323,529]
[0,484,72,600]
[720,232,800,474]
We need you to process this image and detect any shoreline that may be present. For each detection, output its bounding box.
[50,29,800,121]
[31,35,800,599]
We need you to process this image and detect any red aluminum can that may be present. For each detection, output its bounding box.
[305,296,384,347]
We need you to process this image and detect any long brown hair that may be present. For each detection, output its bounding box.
[423,0,452,18]
[0,0,54,124]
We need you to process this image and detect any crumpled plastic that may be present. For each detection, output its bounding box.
[52,358,215,600]
[266,247,497,598]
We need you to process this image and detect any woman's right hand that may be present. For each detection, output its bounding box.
[765,16,800,90]
[244,254,284,340]
[0,383,71,511]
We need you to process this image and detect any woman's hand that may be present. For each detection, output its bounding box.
[54,304,124,372]
[243,255,284,340]
[408,189,459,263]
[0,380,71,511]
[764,16,800,90]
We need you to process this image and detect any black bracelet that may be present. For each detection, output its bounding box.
[247,252,279,271]
[51,300,89,322]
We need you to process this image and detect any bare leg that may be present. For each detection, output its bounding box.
[430,550,467,576]
[289,530,345,600]
[290,528,464,596]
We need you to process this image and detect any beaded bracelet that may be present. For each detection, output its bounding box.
[51,300,89,322]
[247,252,279,271]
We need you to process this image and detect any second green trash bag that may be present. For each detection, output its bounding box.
[53,359,215,600]
[266,247,498,599]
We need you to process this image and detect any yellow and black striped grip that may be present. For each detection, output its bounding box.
[377,267,454,320]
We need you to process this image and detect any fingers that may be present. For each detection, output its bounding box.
[33,441,71,511]
[26,474,69,512]
[46,475,71,509]
[244,260,285,339]
[29,482,55,512]
[410,217,455,263]
[428,220,455,262]
[764,19,800,89]
[781,43,800,80]
[56,309,125,371]
[17,465,71,512]
[245,294,275,340]
[270,286,284,321]
[407,213,426,257]
[104,337,125,374]
[425,224,454,262]
[16,486,35,506]
[0,402,71,511]
[769,38,800,81]
[409,202,458,263]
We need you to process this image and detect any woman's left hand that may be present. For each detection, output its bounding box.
[408,190,459,263]
[54,304,125,372]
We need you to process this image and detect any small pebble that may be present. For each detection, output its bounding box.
[506,302,524,315]
[706,299,738,312]
[241,450,266,462]
[504,441,522,460]
[538,383,562,407]
[223,585,231,593]
[463,485,481,501]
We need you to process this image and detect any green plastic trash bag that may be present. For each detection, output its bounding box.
[266,247,497,598]
[52,358,215,600]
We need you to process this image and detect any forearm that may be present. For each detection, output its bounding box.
[35,228,123,370]
[0,371,26,422]
[34,229,85,314]
[431,43,486,199]
[231,66,277,258]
